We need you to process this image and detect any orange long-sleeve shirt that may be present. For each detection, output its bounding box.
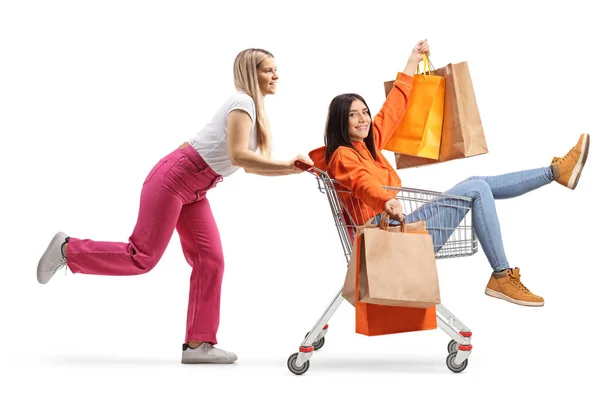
[309,73,413,225]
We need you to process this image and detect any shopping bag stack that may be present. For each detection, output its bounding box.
[383,56,488,168]
[342,219,440,336]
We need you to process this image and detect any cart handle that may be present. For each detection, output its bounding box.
[294,160,315,172]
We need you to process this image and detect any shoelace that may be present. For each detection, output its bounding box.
[49,256,67,275]
[552,145,577,164]
[204,343,231,356]
[508,270,530,293]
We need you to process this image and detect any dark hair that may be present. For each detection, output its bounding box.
[324,93,377,164]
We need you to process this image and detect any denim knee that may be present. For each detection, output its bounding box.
[466,176,485,183]
[464,179,491,199]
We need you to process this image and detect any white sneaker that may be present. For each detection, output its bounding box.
[37,232,69,284]
[181,343,238,364]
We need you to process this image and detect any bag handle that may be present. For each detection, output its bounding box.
[379,214,405,232]
[416,53,435,76]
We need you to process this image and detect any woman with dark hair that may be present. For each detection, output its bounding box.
[309,40,590,308]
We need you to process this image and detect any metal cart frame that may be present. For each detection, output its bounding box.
[287,161,479,375]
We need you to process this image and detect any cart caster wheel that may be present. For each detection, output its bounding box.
[447,339,458,353]
[305,332,325,351]
[446,351,468,373]
[287,353,310,375]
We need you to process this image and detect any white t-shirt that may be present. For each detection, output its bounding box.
[189,91,257,177]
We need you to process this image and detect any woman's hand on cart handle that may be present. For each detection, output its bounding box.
[384,198,404,221]
[291,156,314,173]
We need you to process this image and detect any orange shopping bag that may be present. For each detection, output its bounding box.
[353,231,437,337]
[383,54,445,160]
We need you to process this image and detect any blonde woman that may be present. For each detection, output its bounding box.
[36,48,312,364]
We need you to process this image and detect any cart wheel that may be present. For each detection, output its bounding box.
[313,337,325,351]
[447,339,458,353]
[305,332,326,351]
[287,353,310,375]
[446,351,468,373]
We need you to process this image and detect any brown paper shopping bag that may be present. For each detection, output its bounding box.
[342,220,429,306]
[384,61,488,169]
[361,222,440,308]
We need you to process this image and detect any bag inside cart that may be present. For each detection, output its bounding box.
[352,234,437,336]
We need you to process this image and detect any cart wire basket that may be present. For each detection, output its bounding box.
[287,161,479,375]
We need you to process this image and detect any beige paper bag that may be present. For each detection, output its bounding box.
[342,220,430,306]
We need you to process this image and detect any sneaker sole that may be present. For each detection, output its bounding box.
[181,357,237,364]
[568,133,590,190]
[484,288,544,307]
[37,232,66,284]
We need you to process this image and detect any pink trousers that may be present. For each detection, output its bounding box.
[67,145,224,344]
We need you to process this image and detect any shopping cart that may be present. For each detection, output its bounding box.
[287,161,479,375]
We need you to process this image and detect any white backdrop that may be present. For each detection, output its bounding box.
[1,0,598,399]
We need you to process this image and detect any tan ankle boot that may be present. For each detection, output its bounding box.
[551,133,590,189]
[485,268,544,307]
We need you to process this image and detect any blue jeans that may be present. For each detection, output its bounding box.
[374,167,554,272]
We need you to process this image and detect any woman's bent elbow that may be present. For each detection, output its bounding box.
[230,154,242,167]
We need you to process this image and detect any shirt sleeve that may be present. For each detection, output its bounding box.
[226,93,256,124]
[328,148,396,213]
[372,73,413,150]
